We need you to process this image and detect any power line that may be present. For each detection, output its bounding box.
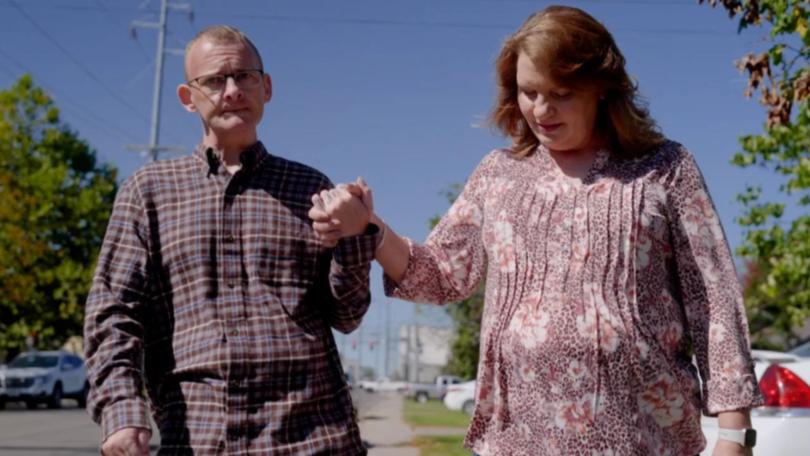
[8,0,150,123]
[0,2,731,36]
[0,45,140,143]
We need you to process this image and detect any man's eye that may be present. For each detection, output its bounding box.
[552,91,572,99]
[202,75,225,87]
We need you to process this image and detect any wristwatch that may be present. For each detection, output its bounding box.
[718,428,757,448]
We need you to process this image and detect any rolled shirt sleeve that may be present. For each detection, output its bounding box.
[324,225,380,333]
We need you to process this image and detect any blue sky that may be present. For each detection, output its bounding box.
[0,0,784,378]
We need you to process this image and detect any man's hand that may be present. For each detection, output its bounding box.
[712,439,752,456]
[308,177,373,247]
[102,427,151,456]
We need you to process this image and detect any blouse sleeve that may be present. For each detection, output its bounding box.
[665,147,763,415]
[383,152,493,304]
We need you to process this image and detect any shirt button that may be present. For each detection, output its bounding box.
[227,281,236,288]
[229,328,239,337]
[225,234,235,243]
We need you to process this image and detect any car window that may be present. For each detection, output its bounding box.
[789,341,810,357]
[62,356,82,370]
[9,353,59,368]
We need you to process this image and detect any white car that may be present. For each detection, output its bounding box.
[443,380,476,415]
[357,377,407,393]
[0,364,6,404]
[701,348,810,455]
[0,351,88,409]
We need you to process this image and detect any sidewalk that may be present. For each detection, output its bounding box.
[358,393,419,456]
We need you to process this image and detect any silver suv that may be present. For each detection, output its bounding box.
[0,351,88,410]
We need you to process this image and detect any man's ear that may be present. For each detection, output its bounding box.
[177,84,197,113]
[263,73,272,104]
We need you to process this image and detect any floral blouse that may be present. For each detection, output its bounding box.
[384,141,763,455]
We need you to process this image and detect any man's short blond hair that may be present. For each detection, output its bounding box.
[184,25,263,79]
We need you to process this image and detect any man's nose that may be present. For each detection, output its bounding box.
[222,76,243,100]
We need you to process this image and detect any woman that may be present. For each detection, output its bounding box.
[311,6,761,455]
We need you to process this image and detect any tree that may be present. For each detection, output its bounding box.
[701,1,809,348]
[0,75,118,357]
[430,184,484,379]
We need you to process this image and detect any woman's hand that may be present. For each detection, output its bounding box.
[309,177,374,247]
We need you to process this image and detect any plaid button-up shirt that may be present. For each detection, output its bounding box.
[84,142,376,455]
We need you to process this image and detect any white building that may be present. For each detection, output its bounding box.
[398,325,453,383]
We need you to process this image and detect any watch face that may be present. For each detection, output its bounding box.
[744,429,757,447]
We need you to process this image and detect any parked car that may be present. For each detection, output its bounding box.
[701,348,810,455]
[357,377,408,393]
[444,380,476,415]
[0,351,88,410]
[0,364,6,408]
[404,375,464,403]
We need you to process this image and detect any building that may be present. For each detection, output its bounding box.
[398,325,453,383]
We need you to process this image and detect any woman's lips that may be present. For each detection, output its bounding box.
[537,122,562,133]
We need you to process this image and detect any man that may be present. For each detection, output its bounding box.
[84,25,378,455]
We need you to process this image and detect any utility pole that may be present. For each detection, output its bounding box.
[384,299,391,378]
[126,0,191,161]
[358,324,364,380]
[414,303,421,383]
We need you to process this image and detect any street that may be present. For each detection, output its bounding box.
[0,390,379,455]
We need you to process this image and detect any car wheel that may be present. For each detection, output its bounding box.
[0,399,5,410]
[77,382,89,408]
[415,392,429,403]
[25,400,38,410]
[47,383,63,409]
[462,399,475,415]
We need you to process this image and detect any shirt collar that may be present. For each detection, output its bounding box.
[193,141,268,177]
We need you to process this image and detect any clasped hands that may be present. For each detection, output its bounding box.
[309,177,375,247]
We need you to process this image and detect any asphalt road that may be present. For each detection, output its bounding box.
[0,390,378,455]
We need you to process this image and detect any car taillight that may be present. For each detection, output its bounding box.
[759,364,810,408]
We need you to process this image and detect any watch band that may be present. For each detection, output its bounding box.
[718,428,756,448]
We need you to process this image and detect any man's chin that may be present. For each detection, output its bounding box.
[212,117,255,132]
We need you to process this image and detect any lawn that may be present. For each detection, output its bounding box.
[402,399,472,428]
[412,435,469,456]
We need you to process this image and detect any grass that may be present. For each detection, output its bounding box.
[412,435,470,456]
[402,399,472,428]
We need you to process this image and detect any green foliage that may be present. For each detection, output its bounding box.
[0,75,118,356]
[411,435,469,456]
[704,0,810,348]
[431,185,483,380]
[402,399,471,428]
[442,287,483,380]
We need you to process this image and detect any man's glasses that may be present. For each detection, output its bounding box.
[188,69,264,94]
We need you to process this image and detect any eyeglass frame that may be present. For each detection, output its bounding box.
[186,69,265,94]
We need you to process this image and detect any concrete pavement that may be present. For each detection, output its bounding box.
[357,392,419,456]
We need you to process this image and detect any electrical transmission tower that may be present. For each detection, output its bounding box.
[126,0,192,162]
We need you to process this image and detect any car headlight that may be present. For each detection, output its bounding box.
[34,375,51,386]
